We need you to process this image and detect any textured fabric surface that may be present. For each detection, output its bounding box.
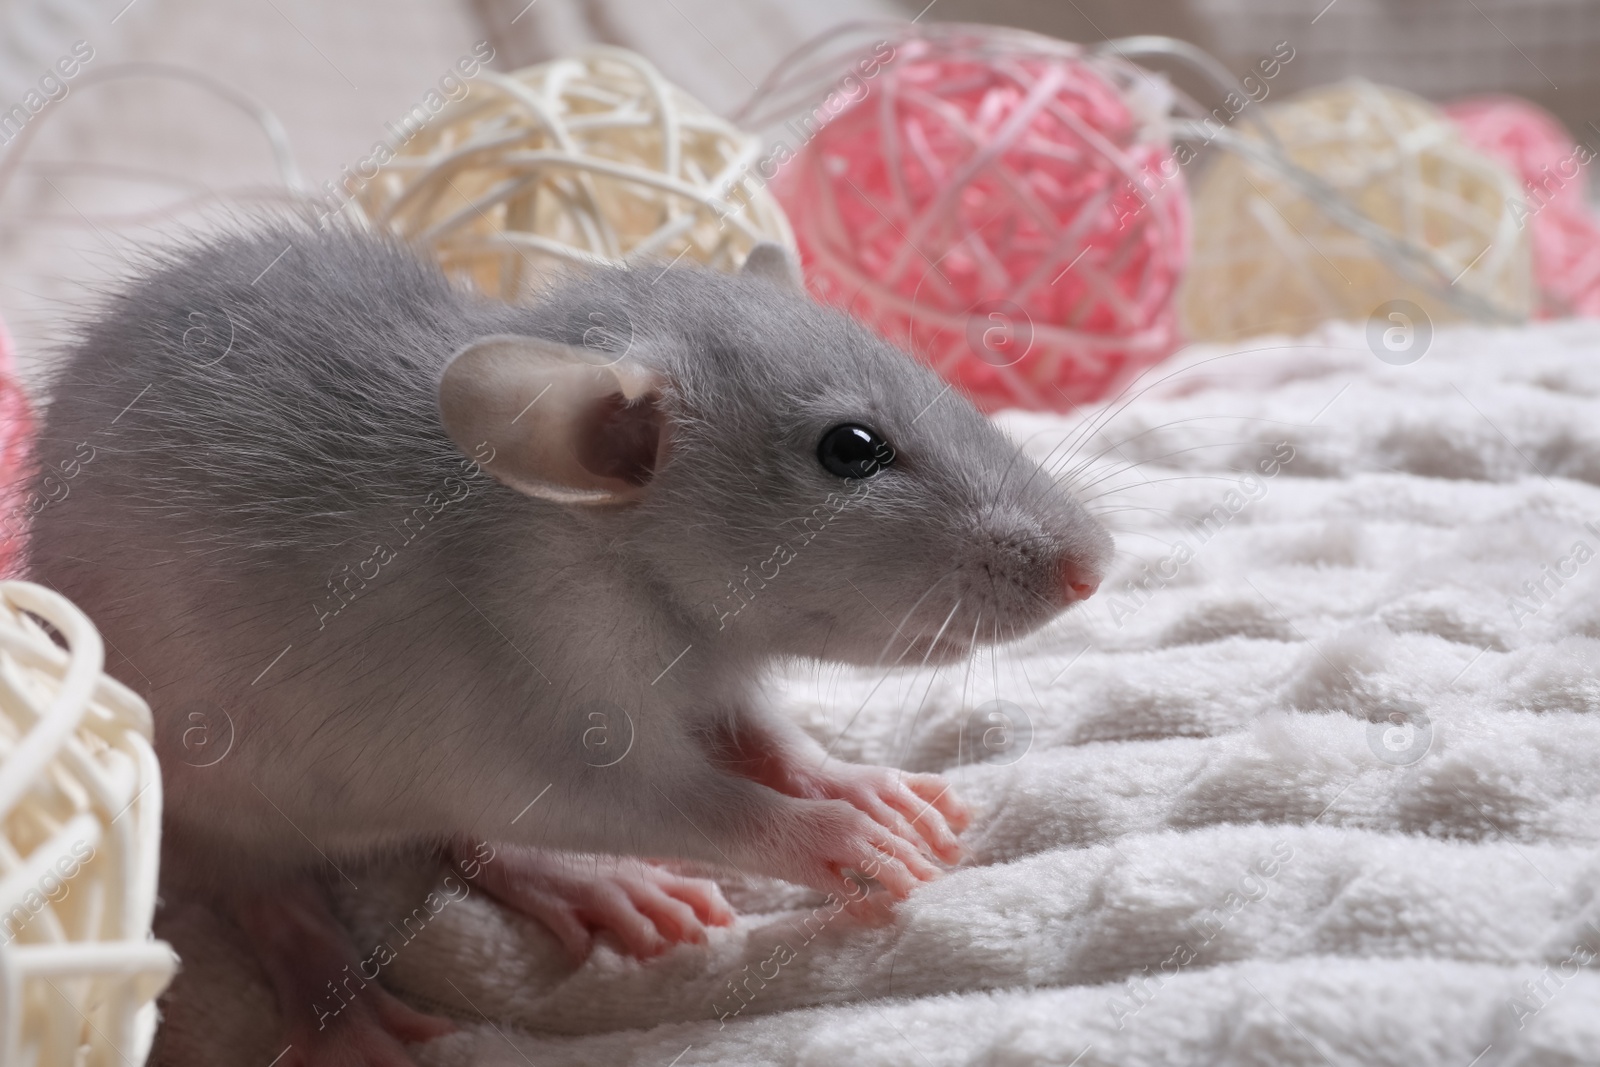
[283,318,1600,1067]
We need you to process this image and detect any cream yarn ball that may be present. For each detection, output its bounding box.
[1183,80,1533,341]
[355,47,796,299]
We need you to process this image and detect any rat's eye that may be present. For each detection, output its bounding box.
[817,424,895,479]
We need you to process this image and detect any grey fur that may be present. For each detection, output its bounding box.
[28,220,1112,897]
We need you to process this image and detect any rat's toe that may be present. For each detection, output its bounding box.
[657,873,735,927]
[588,883,669,957]
[879,780,965,864]
[846,787,928,854]
[905,773,972,833]
[630,885,706,944]
[828,768,967,865]
[836,811,941,897]
[763,798,942,904]
[535,899,596,964]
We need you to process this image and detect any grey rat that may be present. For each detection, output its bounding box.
[27,220,1112,1064]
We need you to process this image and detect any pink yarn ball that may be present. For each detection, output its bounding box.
[773,27,1188,412]
[1446,95,1600,317]
[0,313,33,579]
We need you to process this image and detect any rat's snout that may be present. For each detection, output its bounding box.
[946,490,1112,640]
[1061,559,1102,603]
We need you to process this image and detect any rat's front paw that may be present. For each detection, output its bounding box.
[712,720,969,865]
[770,798,943,902]
[818,767,971,866]
[456,844,733,962]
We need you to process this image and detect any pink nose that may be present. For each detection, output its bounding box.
[1062,561,1101,603]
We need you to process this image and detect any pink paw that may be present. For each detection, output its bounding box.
[710,721,969,871]
[820,768,971,866]
[460,846,734,962]
[778,799,944,904]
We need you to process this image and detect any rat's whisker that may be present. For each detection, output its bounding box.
[917,595,965,666]
[1077,471,1263,503]
[1066,440,1278,495]
[822,568,962,760]
[1052,416,1302,485]
[1084,504,1189,517]
[887,594,965,765]
[957,607,986,717]
[876,567,960,666]
[1047,343,1349,478]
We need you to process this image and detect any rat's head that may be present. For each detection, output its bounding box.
[438,245,1113,667]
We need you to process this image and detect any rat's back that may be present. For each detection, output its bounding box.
[31,223,505,568]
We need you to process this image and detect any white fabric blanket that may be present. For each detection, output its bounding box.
[153,319,1600,1067]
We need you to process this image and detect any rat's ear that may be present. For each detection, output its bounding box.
[740,242,804,291]
[439,335,668,505]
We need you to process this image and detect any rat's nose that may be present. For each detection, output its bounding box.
[1061,560,1101,603]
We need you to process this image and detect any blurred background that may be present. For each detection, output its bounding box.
[2,0,1597,385]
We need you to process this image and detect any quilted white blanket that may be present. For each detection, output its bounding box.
[155,320,1600,1067]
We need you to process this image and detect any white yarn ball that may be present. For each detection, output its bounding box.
[0,581,174,1067]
